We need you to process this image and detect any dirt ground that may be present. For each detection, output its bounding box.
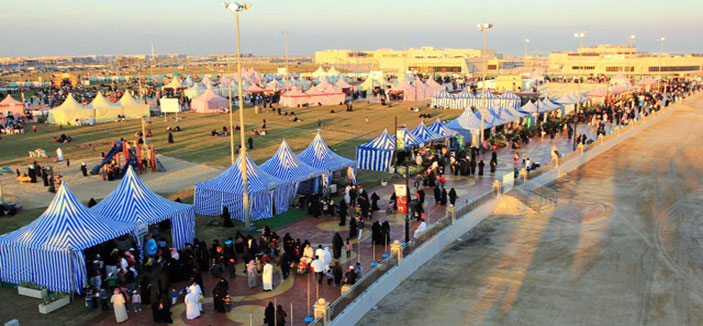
[0,155,222,209]
[358,95,703,325]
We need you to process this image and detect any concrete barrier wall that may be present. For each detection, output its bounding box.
[330,100,684,326]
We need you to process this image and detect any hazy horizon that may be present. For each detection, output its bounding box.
[2,0,702,58]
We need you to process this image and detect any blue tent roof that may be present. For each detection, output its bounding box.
[197,152,285,194]
[446,108,489,130]
[297,132,355,172]
[90,167,195,249]
[356,129,396,172]
[521,101,540,113]
[455,88,474,98]
[500,90,520,99]
[261,139,325,183]
[428,119,458,137]
[0,183,133,293]
[396,127,424,148]
[0,183,132,250]
[358,129,396,150]
[411,121,445,142]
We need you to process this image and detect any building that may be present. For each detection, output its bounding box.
[315,47,499,74]
[548,44,703,77]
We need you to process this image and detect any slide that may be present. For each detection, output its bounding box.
[115,156,138,179]
[90,141,123,175]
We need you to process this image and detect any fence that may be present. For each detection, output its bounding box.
[309,96,685,326]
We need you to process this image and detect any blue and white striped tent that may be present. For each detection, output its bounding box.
[428,119,458,138]
[497,107,520,123]
[539,98,562,112]
[261,139,325,200]
[396,127,424,149]
[452,88,475,109]
[506,104,528,118]
[411,121,445,142]
[430,89,455,108]
[481,106,505,126]
[498,90,521,110]
[298,132,356,184]
[0,183,133,293]
[195,152,292,220]
[356,129,396,172]
[521,101,540,113]
[90,166,195,250]
[446,108,489,131]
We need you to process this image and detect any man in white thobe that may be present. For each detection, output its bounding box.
[189,282,203,312]
[184,291,200,320]
[262,262,274,291]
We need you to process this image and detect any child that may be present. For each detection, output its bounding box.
[224,295,232,312]
[99,286,109,311]
[344,239,352,258]
[170,288,178,305]
[84,287,95,313]
[132,290,142,312]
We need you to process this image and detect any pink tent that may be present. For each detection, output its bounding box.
[413,79,429,98]
[265,81,279,92]
[390,79,418,101]
[0,94,25,117]
[191,89,229,113]
[425,78,446,97]
[586,87,608,98]
[335,78,353,90]
[245,84,266,93]
[304,89,345,106]
[635,76,657,87]
[279,88,309,107]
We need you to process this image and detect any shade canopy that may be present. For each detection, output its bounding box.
[411,121,445,142]
[355,129,396,172]
[298,132,356,173]
[428,119,458,137]
[0,183,132,293]
[260,139,325,184]
[90,167,195,249]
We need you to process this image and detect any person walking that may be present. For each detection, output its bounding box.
[110,289,129,323]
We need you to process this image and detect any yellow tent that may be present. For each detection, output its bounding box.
[48,94,94,125]
[116,92,149,120]
[91,92,122,122]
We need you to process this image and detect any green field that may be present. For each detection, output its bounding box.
[0,101,461,187]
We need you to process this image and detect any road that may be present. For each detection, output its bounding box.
[358,95,703,326]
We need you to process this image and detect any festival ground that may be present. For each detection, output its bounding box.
[0,98,614,326]
[358,96,703,325]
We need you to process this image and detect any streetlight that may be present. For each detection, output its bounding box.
[574,31,587,49]
[282,30,289,77]
[524,38,530,58]
[477,23,493,147]
[224,1,253,229]
[658,37,666,94]
[574,32,587,124]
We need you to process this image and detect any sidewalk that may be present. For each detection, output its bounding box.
[86,120,612,325]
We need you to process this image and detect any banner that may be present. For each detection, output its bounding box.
[394,184,407,214]
[396,130,406,150]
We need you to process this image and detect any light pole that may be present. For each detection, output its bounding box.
[658,37,665,94]
[477,23,493,147]
[574,31,586,118]
[627,35,636,77]
[402,33,408,75]
[524,39,530,58]
[282,30,289,77]
[224,1,253,228]
[574,31,587,50]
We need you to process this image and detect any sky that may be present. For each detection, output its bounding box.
[1,0,702,58]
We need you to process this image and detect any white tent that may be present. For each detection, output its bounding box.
[91,92,122,122]
[116,92,150,120]
[311,66,327,79]
[48,94,94,125]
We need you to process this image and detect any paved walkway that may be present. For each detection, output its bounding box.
[85,113,615,325]
[358,95,703,325]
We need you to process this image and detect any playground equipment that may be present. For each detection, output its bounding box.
[90,140,163,179]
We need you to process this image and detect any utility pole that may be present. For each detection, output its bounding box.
[283,30,289,76]
[477,23,493,147]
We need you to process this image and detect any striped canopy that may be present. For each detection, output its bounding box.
[356,129,396,172]
[396,127,424,149]
[411,121,445,142]
[428,119,458,137]
[195,152,291,220]
[0,183,132,293]
[261,139,325,184]
[90,167,195,249]
[539,98,562,112]
[446,108,489,130]
[521,101,540,113]
[297,132,355,173]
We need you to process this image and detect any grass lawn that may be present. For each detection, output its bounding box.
[0,101,460,187]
